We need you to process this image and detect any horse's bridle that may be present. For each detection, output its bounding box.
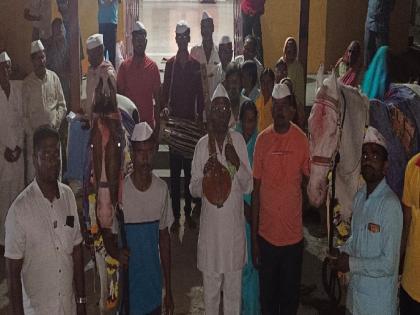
[310,89,347,170]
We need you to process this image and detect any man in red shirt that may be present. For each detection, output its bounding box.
[117,21,161,128]
[241,0,265,64]
[161,20,204,230]
[251,83,310,315]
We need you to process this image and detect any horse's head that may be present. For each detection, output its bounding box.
[93,77,118,115]
[307,65,342,207]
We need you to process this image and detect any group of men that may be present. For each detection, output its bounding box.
[1,1,419,315]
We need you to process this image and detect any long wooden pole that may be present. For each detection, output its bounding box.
[69,0,81,113]
[299,0,310,106]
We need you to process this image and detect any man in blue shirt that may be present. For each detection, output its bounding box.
[334,126,402,315]
[98,0,119,67]
[364,0,395,67]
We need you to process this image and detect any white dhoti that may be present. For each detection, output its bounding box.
[95,252,118,315]
[203,269,243,315]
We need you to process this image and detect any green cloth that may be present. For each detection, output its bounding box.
[361,46,389,100]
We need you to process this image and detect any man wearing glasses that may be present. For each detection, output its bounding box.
[333,126,403,315]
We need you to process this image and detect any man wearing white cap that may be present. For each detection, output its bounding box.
[214,35,233,86]
[0,52,24,249]
[23,0,52,41]
[161,20,204,230]
[23,40,67,182]
[251,83,309,314]
[117,21,161,129]
[334,126,402,315]
[190,83,252,315]
[122,122,174,314]
[84,33,116,119]
[191,12,220,97]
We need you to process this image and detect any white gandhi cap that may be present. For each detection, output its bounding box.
[133,21,147,33]
[211,83,230,102]
[0,51,11,63]
[131,122,154,142]
[201,11,212,21]
[176,20,190,34]
[86,34,104,50]
[272,83,291,100]
[219,36,232,45]
[363,126,388,152]
[30,40,45,54]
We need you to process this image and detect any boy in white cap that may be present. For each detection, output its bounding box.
[84,33,117,119]
[161,20,204,230]
[251,83,309,314]
[0,52,24,249]
[122,122,174,314]
[117,21,161,129]
[23,40,67,183]
[190,12,220,96]
[190,83,252,315]
[334,126,402,315]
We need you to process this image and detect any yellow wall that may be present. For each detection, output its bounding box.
[0,0,125,75]
[262,0,412,74]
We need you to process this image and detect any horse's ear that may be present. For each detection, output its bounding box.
[316,63,325,91]
[330,68,339,96]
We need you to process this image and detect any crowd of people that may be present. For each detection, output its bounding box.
[0,0,419,315]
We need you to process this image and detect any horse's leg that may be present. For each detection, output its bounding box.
[105,119,123,207]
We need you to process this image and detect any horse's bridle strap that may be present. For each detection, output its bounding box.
[92,111,121,121]
[311,155,333,167]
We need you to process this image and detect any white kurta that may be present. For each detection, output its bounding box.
[190,43,221,97]
[0,80,25,245]
[23,70,67,181]
[190,130,253,273]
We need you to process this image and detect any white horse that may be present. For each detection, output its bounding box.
[307,66,369,244]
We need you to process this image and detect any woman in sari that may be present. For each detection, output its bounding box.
[335,40,363,87]
[236,100,260,315]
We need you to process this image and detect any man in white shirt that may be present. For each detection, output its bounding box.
[190,11,220,97]
[23,40,67,183]
[0,52,24,249]
[214,35,233,87]
[5,125,86,315]
[190,83,253,314]
[234,35,263,85]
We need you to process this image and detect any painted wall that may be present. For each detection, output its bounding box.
[262,0,411,74]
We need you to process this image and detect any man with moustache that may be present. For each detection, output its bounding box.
[334,126,402,315]
[251,83,309,315]
[214,35,233,85]
[23,40,67,182]
[122,122,174,315]
[5,125,86,315]
[190,83,252,314]
[117,21,161,128]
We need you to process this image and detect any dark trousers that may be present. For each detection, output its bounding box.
[400,286,420,315]
[99,22,117,67]
[259,236,303,315]
[364,28,388,68]
[169,152,192,220]
[242,11,264,65]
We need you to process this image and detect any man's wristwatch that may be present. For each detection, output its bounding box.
[76,297,87,304]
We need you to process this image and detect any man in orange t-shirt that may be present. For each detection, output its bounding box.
[251,82,310,315]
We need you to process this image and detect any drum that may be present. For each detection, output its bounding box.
[159,117,206,159]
